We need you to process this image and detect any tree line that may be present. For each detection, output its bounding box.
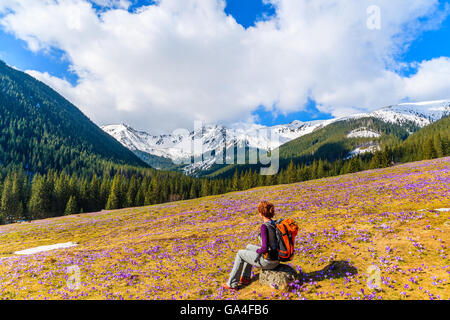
[0,116,448,225]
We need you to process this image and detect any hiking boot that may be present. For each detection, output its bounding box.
[221,283,238,292]
[239,277,251,285]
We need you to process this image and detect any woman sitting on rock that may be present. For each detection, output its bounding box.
[222,200,280,291]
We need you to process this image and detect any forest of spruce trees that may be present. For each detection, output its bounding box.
[0,114,447,225]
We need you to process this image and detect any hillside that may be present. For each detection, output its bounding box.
[392,115,450,162]
[278,117,412,160]
[0,157,448,300]
[208,116,417,178]
[0,60,148,175]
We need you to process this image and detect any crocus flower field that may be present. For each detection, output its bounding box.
[0,157,449,300]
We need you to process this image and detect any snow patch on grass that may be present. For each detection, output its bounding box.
[14,242,78,255]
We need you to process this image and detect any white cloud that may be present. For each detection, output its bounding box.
[1,0,449,133]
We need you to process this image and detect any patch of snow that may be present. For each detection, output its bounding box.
[14,242,78,255]
[435,208,450,212]
[347,127,381,138]
[345,145,380,159]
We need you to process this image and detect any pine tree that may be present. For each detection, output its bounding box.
[1,178,16,223]
[424,138,437,159]
[149,176,161,204]
[28,175,53,220]
[189,182,197,199]
[242,170,251,190]
[232,169,240,191]
[89,175,101,212]
[135,187,145,207]
[11,174,24,221]
[310,160,318,179]
[317,159,325,178]
[369,151,383,169]
[126,176,139,207]
[200,179,211,197]
[277,169,286,185]
[434,135,444,158]
[64,196,78,215]
[286,160,296,183]
[105,175,122,210]
[78,178,90,213]
[348,157,360,173]
[100,178,111,209]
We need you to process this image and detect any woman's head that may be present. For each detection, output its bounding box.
[257,201,275,219]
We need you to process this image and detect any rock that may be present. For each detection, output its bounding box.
[259,264,298,291]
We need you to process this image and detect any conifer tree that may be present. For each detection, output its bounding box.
[89,175,101,212]
[135,187,145,207]
[64,196,78,215]
[106,175,122,210]
[433,135,444,158]
[317,159,325,178]
[369,151,383,169]
[100,178,111,209]
[189,182,198,199]
[1,178,18,223]
[286,160,296,183]
[424,138,437,159]
[126,176,139,207]
[200,179,211,197]
[232,169,240,191]
[28,175,53,220]
[348,157,360,173]
[54,173,70,215]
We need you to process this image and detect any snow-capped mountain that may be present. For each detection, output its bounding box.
[102,120,327,165]
[347,100,450,127]
[102,99,449,173]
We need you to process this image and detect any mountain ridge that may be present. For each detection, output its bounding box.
[102,99,450,174]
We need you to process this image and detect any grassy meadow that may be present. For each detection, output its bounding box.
[0,157,449,300]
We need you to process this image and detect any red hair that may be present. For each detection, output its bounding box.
[257,201,275,219]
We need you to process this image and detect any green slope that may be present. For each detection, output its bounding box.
[0,60,148,175]
[391,115,449,162]
[133,150,182,171]
[278,117,416,160]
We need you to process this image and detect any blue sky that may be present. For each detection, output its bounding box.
[0,0,449,130]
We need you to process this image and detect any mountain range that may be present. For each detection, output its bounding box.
[102,100,450,176]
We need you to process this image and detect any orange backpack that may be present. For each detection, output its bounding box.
[266,218,299,262]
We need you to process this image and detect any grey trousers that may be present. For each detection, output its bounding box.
[226,244,279,288]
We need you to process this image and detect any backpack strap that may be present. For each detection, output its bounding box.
[264,220,279,261]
